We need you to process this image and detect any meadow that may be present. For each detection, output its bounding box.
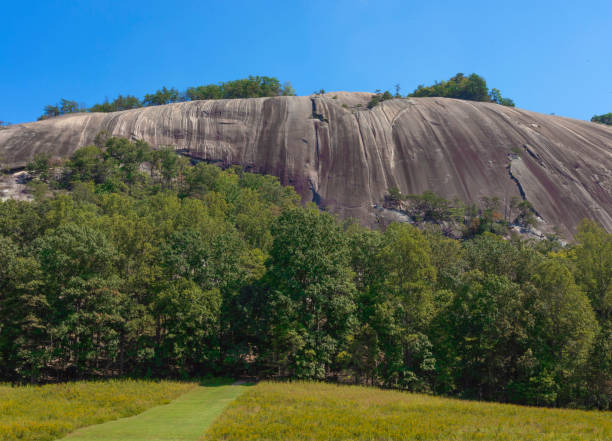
[0,379,195,441]
[204,381,612,441]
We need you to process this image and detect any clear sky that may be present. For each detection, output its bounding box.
[1,0,611,124]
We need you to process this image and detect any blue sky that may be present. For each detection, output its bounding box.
[1,0,611,124]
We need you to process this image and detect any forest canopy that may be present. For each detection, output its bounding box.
[1,136,610,411]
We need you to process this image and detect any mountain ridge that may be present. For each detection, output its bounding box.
[1,92,611,237]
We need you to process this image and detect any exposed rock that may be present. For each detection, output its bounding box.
[1,92,611,237]
[0,171,32,202]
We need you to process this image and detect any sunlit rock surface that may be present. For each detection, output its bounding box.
[1,92,611,237]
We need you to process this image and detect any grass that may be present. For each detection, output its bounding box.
[204,381,612,441]
[0,379,196,441]
[64,380,250,441]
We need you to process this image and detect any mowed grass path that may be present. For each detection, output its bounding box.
[0,380,196,441]
[204,381,612,441]
[64,381,249,441]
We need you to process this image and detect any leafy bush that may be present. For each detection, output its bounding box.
[367,90,393,108]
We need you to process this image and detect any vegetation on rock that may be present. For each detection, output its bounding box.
[367,90,394,108]
[591,112,612,125]
[383,188,539,237]
[38,76,295,119]
[409,72,515,106]
[37,73,517,120]
[40,99,85,119]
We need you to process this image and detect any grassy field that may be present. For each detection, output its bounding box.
[204,381,612,441]
[64,381,250,441]
[0,379,195,441]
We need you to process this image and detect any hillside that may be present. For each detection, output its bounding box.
[1,93,611,237]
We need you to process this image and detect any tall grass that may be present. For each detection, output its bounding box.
[204,381,612,441]
[0,379,195,441]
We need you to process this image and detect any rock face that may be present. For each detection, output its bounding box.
[1,92,611,237]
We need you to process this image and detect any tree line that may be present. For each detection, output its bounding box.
[38,76,296,119]
[39,73,516,120]
[0,137,610,410]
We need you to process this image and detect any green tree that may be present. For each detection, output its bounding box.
[143,87,181,106]
[380,223,437,331]
[489,88,515,107]
[571,220,612,408]
[344,224,386,384]
[150,278,220,376]
[36,223,122,377]
[39,99,82,120]
[367,90,393,108]
[183,162,221,197]
[384,186,404,209]
[434,271,530,400]
[90,94,142,112]
[527,259,598,405]
[591,113,612,125]
[0,236,48,382]
[375,223,438,390]
[406,191,455,223]
[510,197,536,228]
[59,99,81,114]
[573,220,612,321]
[65,145,110,184]
[281,81,296,96]
[104,137,151,184]
[221,76,283,99]
[410,73,489,101]
[185,84,224,101]
[424,230,465,291]
[26,152,52,182]
[258,207,356,379]
[151,147,180,188]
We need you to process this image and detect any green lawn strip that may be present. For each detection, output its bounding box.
[62,382,250,441]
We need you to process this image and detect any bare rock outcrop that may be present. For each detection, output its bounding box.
[1,92,611,237]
